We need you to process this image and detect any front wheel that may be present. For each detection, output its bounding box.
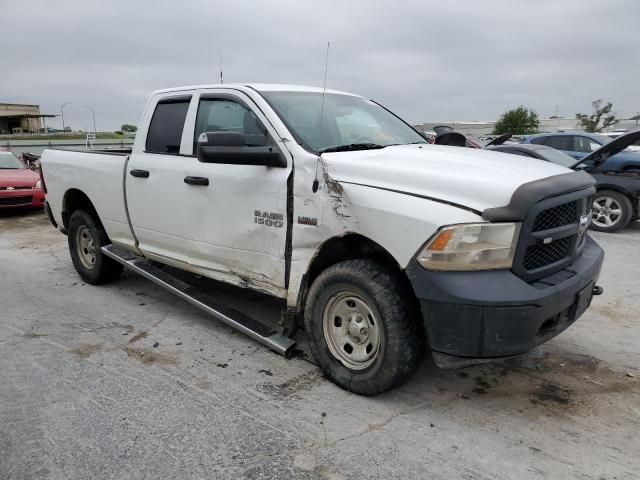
[68,209,123,284]
[304,259,425,395]
[590,190,632,233]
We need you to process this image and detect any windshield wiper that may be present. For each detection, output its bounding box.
[319,143,386,154]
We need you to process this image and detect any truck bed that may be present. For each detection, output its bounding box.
[51,147,132,156]
[40,148,136,249]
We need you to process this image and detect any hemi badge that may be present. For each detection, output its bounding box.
[543,237,553,244]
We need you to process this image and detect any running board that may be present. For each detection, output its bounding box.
[101,245,296,357]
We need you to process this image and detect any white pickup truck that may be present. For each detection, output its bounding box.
[40,84,604,394]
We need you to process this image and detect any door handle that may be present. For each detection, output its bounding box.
[130,169,150,178]
[184,176,209,186]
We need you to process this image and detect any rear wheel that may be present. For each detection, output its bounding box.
[590,190,632,233]
[304,259,425,395]
[68,209,123,284]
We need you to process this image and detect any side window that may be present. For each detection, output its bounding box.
[530,137,548,146]
[573,136,593,153]
[589,140,602,152]
[544,136,570,150]
[194,98,268,150]
[145,99,190,154]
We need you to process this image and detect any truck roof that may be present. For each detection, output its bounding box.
[150,83,359,97]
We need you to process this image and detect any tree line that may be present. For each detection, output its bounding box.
[492,99,618,135]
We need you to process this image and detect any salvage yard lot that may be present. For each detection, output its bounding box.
[1,211,639,479]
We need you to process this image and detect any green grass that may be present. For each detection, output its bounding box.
[0,133,132,141]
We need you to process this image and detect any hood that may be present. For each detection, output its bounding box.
[0,168,38,187]
[580,129,640,167]
[322,144,571,213]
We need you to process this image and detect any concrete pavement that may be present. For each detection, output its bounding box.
[1,210,638,479]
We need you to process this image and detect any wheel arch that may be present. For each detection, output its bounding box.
[62,188,102,232]
[295,233,421,316]
[620,164,640,173]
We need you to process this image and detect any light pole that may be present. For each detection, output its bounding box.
[84,106,97,134]
[61,102,70,134]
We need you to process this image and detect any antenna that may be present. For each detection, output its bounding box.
[312,41,330,193]
[219,51,224,84]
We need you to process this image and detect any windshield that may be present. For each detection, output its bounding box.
[260,91,426,153]
[536,148,578,168]
[0,153,24,169]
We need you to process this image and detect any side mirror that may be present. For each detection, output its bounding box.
[196,131,287,168]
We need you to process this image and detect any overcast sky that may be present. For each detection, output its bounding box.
[3,0,639,131]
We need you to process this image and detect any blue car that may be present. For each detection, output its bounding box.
[521,131,640,172]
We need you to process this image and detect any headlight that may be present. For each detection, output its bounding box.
[417,222,521,271]
[35,180,42,189]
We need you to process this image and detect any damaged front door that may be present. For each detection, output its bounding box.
[179,90,292,296]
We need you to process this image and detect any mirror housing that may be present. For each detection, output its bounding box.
[434,131,467,147]
[196,131,287,168]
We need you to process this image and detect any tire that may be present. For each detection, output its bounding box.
[67,209,123,284]
[590,190,632,233]
[304,259,425,395]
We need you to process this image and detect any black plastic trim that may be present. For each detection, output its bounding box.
[405,236,604,358]
[129,169,149,178]
[183,176,209,186]
[483,171,595,221]
[511,187,594,282]
[44,201,57,229]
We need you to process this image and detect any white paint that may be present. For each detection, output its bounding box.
[41,83,576,308]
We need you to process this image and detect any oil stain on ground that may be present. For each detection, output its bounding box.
[70,344,101,359]
[458,347,639,416]
[124,346,177,366]
[256,370,324,398]
[530,383,573,405]
[128,331,149,344]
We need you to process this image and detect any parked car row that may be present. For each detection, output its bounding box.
[426,126,640,233]
[0,151,45,209]
[490,131,640,232]
[520,131,640,171]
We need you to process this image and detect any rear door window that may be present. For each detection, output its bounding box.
[530,137,548,146]
[589,140,602,152]
[543,136,571,150]
[146,98,191,154]
[573,136,593,153]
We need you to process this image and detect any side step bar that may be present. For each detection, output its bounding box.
[102,245,296,357]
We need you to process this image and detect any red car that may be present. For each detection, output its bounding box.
[0,151,45,209]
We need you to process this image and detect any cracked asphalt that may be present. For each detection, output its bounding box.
[1,210,639,479]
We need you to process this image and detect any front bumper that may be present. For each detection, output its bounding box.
[0,188,45,208]
[405,235,604,361]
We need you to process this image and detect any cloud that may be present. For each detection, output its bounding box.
[3,0,638,130]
